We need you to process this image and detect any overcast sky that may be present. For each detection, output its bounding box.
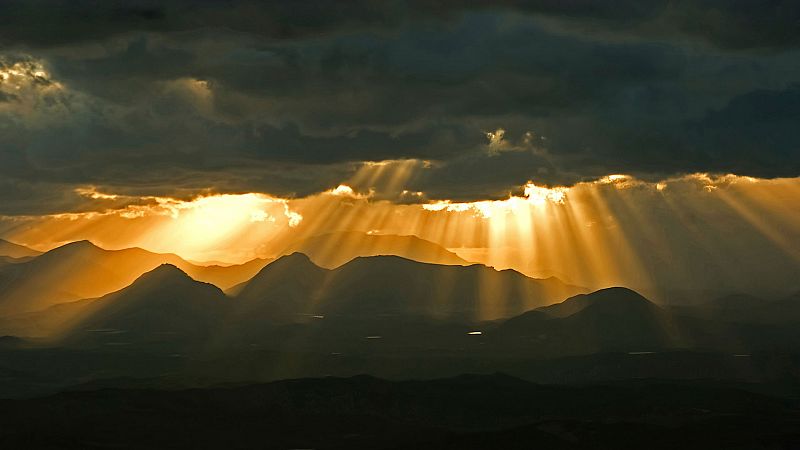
[1,0,799,215]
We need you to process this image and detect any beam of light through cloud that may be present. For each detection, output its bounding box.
[1,171,798,303]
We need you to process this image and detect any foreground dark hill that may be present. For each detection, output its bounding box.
[1,374,797,449]
[0,239,41,259]
[279,231,470,268]
[235,253,584,322]
[0,241,269,314]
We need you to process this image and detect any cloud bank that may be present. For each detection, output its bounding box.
[0,1,798,214]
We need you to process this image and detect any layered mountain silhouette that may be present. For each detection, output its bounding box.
[0,264,230,342]
[5,251,798,362]
[234,253,582,322]
[4,260,800,393]
[0,253,582,341]
[0,239,41,259]
[278,231,470,268]
[0,241,270,315]
[0,233,477,316]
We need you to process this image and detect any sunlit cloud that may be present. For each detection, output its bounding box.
[1,173,798,302]
[325,184,373,199]
[423,181,567,218]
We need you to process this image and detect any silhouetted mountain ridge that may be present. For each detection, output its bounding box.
[492,287,673,355]
[60,264,229,347]
[0,240,269,314]
[280,231,470,268]
[0,239,42,259]
[236,252,584,322]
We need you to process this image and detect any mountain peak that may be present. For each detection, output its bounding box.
[536,286,654,319]
[110,263,226,300]
[53,240,104,253]
[589,286,650,301]
[232,252,325,296]
[138,263,193,280]
[269,252,320,269]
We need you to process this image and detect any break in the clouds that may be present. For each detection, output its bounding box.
[1,1,799,213]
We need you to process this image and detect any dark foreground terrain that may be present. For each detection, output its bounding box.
[1,374,800,449]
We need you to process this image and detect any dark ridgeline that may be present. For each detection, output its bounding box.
[2,254,800,448]
[2,255,800,387]
[0,251,584,345]
[278,230,471,268]
[233,252,581,321]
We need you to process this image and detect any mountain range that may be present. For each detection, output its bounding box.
[0,240,270,315]
[0,232,482,316]
[2,235,800,397]
[4,258,799,361]
[0,253,583,343]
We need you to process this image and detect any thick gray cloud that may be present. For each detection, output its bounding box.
[0,1,798,213]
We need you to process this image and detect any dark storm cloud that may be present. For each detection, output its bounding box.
[2,1,798,50]
[0,1,798,213]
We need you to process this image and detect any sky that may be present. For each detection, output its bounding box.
[0,1,799,300]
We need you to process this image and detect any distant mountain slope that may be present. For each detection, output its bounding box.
[0,265,229,339]
[0,253,583,341]
[0,239,41,258]
[4,265,800,362]
[535,287,659,318]
[0,241,268,315]
[491,287,676,355]
[235,253,585,322]
[183,257,272,291]
[60,264,229,347]
[280,231,470,268]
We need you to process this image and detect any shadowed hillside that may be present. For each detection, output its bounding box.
[2,271,800,399]
[0,265,229,343]
[489,287,679,355]
[0,241,269,314]
[4,262,800,359]
[0,254,581,341]
[235,252,584,322]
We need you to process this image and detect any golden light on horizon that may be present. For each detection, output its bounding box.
[1,171,798,304]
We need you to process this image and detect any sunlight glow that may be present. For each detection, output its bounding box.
[423,182,567,217]
[2,173,798,303]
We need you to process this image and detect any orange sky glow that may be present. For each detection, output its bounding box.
[2,166,798,303]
